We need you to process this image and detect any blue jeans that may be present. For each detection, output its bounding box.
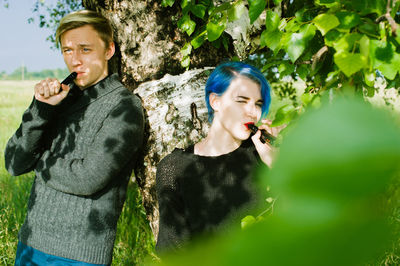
[15,242,109,266]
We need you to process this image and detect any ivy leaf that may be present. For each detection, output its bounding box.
[278,61,295,77]
[181,55,191,68]
[297,64,309,80]
[161,0,175,7]
[333,33,362,53]
[191,4,207,19]
[359,35,370,58]
[207,12,227,42]
[313,14,340,36]
[351,0,386,16]
[181,42,192,56]
[191,30,207,49]
[248,0,266,24]
[260,29,283,53]
[272,104,297,127]
[285,24,316,63]
[265,10,281,32]
[324,30,343,47]
[369,40,400,80]
[334,52,366,77]
[228,1,246,22]
[336,11,361,30]
[363,70,375,87]
[241,215,256,229]
[178,14,196,36]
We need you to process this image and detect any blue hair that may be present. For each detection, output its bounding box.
[205,61,271,122]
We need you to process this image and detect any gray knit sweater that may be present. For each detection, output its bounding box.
[5,74,144,264]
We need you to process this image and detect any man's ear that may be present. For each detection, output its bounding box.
[106,42,115,60]
[209,93,220,112]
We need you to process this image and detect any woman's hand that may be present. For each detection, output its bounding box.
[251,119,286,167]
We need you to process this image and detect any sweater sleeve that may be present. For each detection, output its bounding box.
[35,95,144,196]
[156,152,191,254]
[5,98,57,176]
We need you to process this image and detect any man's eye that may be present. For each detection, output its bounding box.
[83,48,90,52]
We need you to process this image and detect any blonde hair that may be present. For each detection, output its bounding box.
[56,10,113,48]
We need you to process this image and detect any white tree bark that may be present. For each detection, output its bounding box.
[133,68,212,235]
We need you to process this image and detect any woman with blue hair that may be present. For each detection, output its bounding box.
[156,61,276,253]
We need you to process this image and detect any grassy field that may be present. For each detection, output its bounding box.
[0,81,155,265]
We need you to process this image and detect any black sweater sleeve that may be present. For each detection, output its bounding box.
[5,98,56,176]
[155,151,191,253]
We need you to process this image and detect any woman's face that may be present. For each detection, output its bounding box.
[212,76,263,141]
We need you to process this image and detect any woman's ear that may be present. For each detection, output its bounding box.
[209,93,220,112]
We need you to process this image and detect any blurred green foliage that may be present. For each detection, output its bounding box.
[0,67,69,80]
[154,97,400,266]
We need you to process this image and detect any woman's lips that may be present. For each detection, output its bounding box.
[244,122,255,130]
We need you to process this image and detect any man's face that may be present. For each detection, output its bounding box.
[61,25,114,90]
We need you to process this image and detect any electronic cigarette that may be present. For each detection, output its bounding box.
[60,72,77,87]
[244,122,276,145]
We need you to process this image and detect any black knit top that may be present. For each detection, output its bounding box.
[156,139,263,253]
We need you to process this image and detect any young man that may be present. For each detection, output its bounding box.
[5,10,144,265]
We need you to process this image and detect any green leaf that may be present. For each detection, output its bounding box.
[178,14,196,36]
[334,52,366,77]
[363,70,375,87]
[313,14,340,36]
[358,19,379,37]
[265,10,281,32]
[207,12,227,42]
[248,0,266,24]
[336,11,361,30]
[241,215,256,229]
[369,40,400,79]
[359,35,370,58]
[297,64,309,80]
[272,104,297,126]
[181,43,192,56]
[350,0,386,16]
[333,33,362,53]
[180,0,189,9]
[278,62,295,77]
[191,30,207,49]
[161,0,175,7]
[324,30,343,47]
[191,4,207,19]
[260,29,283,53]
[285,24,316,62]
[228,1,246,22]
[181,55,191,68]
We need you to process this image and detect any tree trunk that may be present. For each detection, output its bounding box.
[134,68,212,236]
[82,0,231,86]
[80,0,262,237]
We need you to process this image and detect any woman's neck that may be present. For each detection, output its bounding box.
[194,120,242,156]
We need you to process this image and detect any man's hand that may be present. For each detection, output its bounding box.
[34,78,70,106]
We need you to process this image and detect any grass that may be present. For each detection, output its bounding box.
[0,80,155,265]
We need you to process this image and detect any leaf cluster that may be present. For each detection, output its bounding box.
[164,0,400,126]
[28,0,83,47]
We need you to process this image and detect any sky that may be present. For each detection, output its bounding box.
[0,1,67,74]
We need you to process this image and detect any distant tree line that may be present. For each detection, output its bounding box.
[0,67,69,81]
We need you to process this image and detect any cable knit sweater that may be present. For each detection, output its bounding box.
[156,139,263,253]
[5,74,144,264]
